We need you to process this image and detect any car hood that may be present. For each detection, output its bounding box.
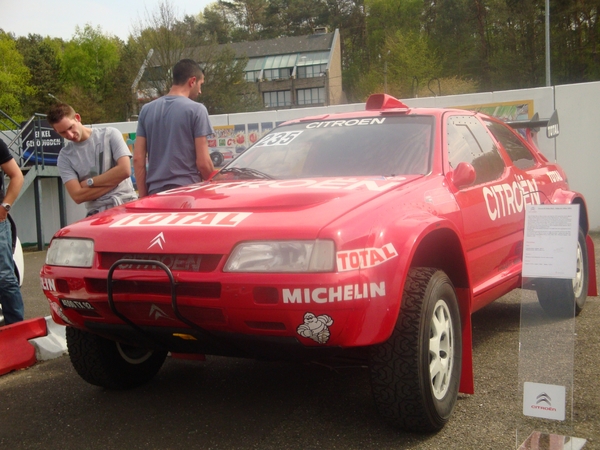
[59,176,423,254]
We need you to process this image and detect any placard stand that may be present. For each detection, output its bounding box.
[517,205,586,449]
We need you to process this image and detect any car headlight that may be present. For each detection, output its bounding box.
[46,238,94,267]
[224,240,335,273]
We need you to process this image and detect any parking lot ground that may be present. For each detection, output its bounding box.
[1,236,598,449]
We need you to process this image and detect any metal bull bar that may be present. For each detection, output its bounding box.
[107,259,234,353]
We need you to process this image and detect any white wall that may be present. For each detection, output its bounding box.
[10,82,600,245]
[554,82,600,231]
[402,86,557,159]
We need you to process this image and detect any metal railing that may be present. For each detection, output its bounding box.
[0,111,58,171]
[1,110,65,250]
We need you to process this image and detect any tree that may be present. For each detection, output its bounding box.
[365,0,422,60]
[550,0,600,84]
[384,30,441,98]
[262,0,328,38]
[193,44,263,114]
[105,40,146,121]
[352,29,442,100]
[0,31,34,122]
[129,1,262,115]
[423,0,478,82]
[194,3,235,44]
[219,0,269,41]
[322,0,368,102]
[131,1,197,98]
[15,34,63,117]
[486,0,546,90]
[60,25,122,122]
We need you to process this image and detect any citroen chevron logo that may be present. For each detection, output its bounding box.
[536,393,552,406]
[148,232,165,249]
[149,304,172,321]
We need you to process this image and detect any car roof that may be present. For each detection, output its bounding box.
[280,94,478,126]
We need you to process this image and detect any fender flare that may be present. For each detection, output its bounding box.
[548,189,597,295]
[369,213,475,394]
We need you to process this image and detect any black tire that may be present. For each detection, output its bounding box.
[66,327,167,389]
[210,151,224,167]
[368,268,462,432]
[535,227,589,318]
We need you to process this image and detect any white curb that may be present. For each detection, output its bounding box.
[29,316,67,361]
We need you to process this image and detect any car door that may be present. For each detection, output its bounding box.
[445,114,526,309]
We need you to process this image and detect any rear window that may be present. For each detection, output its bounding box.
[485,120,537,170]
[224,116,434,179]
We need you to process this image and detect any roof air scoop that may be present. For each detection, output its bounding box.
[366,94,410,111]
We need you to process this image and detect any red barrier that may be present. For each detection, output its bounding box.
[0,317,48,376]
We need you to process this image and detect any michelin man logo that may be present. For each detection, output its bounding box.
[296,312,333,344]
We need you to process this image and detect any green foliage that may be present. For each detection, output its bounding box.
[323,0,368,102]
[220,0,269,40]
[5,0,600,123]
[198,45,263,114]
[262,0,328,38]
[193,5,234,44]
[59,25,123,123]
[351,68,386,102]
[130,1,195,98]
[365,0,422,62]
[384,30,440,98]
[15,34,63,116]
[424,0,477,80]
[61,25,121,95]
[0,31,34,122]
[104,41,146,121]
[418,76,479,97]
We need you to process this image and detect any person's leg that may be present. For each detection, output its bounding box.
[0,219,24,324]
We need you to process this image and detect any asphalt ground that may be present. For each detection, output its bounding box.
[1,236,599,449]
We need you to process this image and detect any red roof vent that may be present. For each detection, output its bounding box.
[365,93,409,111]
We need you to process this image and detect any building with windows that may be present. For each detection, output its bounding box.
[233,28,343,109]
[137,28,344,110]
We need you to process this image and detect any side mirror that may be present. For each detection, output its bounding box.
[450,162,476,189]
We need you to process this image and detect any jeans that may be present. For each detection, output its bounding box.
[0,218,24,324]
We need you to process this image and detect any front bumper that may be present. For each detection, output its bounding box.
[40,257,395,353]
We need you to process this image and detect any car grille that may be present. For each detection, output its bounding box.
[99,253,223,272]
[85,278,221,299]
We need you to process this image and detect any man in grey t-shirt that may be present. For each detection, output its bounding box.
[134,58,215,197]
[47,104,137,216]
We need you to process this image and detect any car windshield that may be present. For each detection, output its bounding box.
[215,115,434,180]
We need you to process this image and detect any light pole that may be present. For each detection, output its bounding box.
[47,93,62,103]
[383,50,390,94]
[545,0,551,86]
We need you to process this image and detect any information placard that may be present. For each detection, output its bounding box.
[522,204,579,278]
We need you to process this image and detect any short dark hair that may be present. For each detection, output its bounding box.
[46,103,76,125]
[172,59,204,85]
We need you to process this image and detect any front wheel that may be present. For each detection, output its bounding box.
[535,227,589,318]
[66,327,167,389]
[368,268,462,432]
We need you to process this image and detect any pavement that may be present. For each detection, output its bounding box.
[1,239,599,449]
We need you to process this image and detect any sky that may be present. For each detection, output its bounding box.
[2,0,215,42]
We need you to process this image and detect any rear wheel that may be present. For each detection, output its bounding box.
[66,327,167,389]
[210,151,224,167]
[535,227,588,318]
[368,268,462,432]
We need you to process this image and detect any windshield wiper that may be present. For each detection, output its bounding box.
[218,167,274,180]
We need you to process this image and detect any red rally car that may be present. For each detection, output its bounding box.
[40,94,597,432]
